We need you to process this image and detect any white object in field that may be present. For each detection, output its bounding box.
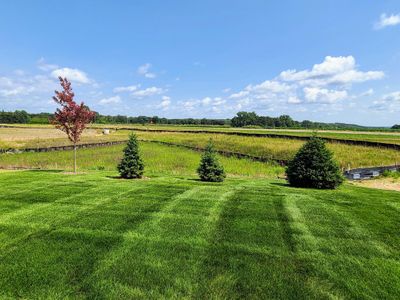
[102,129,110,135]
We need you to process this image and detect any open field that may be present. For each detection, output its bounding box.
[1,126,400,169]
[3,123,400,144]
[0,127,127,149]
[90,124,400,145]
[135,131,400,169]
[0,142,283,177]
[0,170,399,298]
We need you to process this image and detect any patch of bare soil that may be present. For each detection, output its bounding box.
[352,178,400,192]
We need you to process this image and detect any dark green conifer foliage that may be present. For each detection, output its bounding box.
[197,140,226,182]
[286,137,343,189]
[118,133,144,179]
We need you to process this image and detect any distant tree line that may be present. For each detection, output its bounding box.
[92,113,230,126]
[0,110,31,123]
[230,111,390,130]
[1,110,397,131]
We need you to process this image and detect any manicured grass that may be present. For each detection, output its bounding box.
[0,171,399,298]
[0,142,284,178]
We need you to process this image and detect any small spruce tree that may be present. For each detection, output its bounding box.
[286,136,343,189]
[118,133,144,179]
[197,140,226,182]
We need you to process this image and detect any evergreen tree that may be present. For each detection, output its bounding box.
[197,140,226,182]
[286,137,343,189]
[118,133,144,179]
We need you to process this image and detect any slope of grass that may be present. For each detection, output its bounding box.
[92,124,400,144]
[136,131,400,168]
[0,142,283,178]
[0,171,399,298]
[2,126,400,168]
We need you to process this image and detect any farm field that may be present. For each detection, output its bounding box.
[136,131,400,168]
[3,123,400,145]
[1,126,400,169]
[89,124,400,145]
[0,170,399,298]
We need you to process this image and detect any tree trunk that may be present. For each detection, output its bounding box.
[74,143,77,174]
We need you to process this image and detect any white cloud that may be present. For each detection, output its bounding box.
[131,86,166,98]
[359,88,374,97]
[229,90,250,99]
[99,95,121,105]
[0,74,56,98]
[304,87,348,103]
[51,67,91,84]
[137,63,156,78]
[374,13,400,30]
[287,96,302,104]
[180,96,228,114]
[278,56,384,86]
[246,80,292,94]
[113,84,140,93]
[370,91,400,111]
[157,96,171,110]
[37,58,59,71]
[225,55,384,113]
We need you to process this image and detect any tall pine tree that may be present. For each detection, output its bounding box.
[118,133,144,179]
[197,140,226,182]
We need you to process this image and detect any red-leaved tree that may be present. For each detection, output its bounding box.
[52,77,95,173]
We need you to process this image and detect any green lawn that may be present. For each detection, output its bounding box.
[0,171,399,299]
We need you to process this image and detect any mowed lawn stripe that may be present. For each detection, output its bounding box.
[89,184,242,299]
[0,175,193,298]
[0,171,399,298]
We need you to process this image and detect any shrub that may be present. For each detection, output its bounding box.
[197,140,226,182]
[118,133,144,179]
[286,137,343,189]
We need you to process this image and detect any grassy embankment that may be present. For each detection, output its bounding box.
[0,170,399,298]
[92,124,400,145]
[0,142,283,178]
[135,131,400,169]
[1,127,400,169]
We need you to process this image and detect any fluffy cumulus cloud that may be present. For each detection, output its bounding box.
[224,56,384,112]
[303,87,348,103]
[374,13,400,30]
[0,59,99,112]
[137,63,156,78]
[0,74,56,99]
[278,56,383,86]
[180,96,229,114]
[131,86,166,98]
[51,68,92,84]
[113,84,166,99]
[99,95,121,105]
[157,96,171,110]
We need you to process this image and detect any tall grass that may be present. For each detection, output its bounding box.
[135,131,400,168]
[0,142,284,178]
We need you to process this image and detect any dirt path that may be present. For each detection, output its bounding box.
[352,178,400,192]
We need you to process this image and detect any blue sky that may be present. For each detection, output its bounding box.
[0,0,399,125]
